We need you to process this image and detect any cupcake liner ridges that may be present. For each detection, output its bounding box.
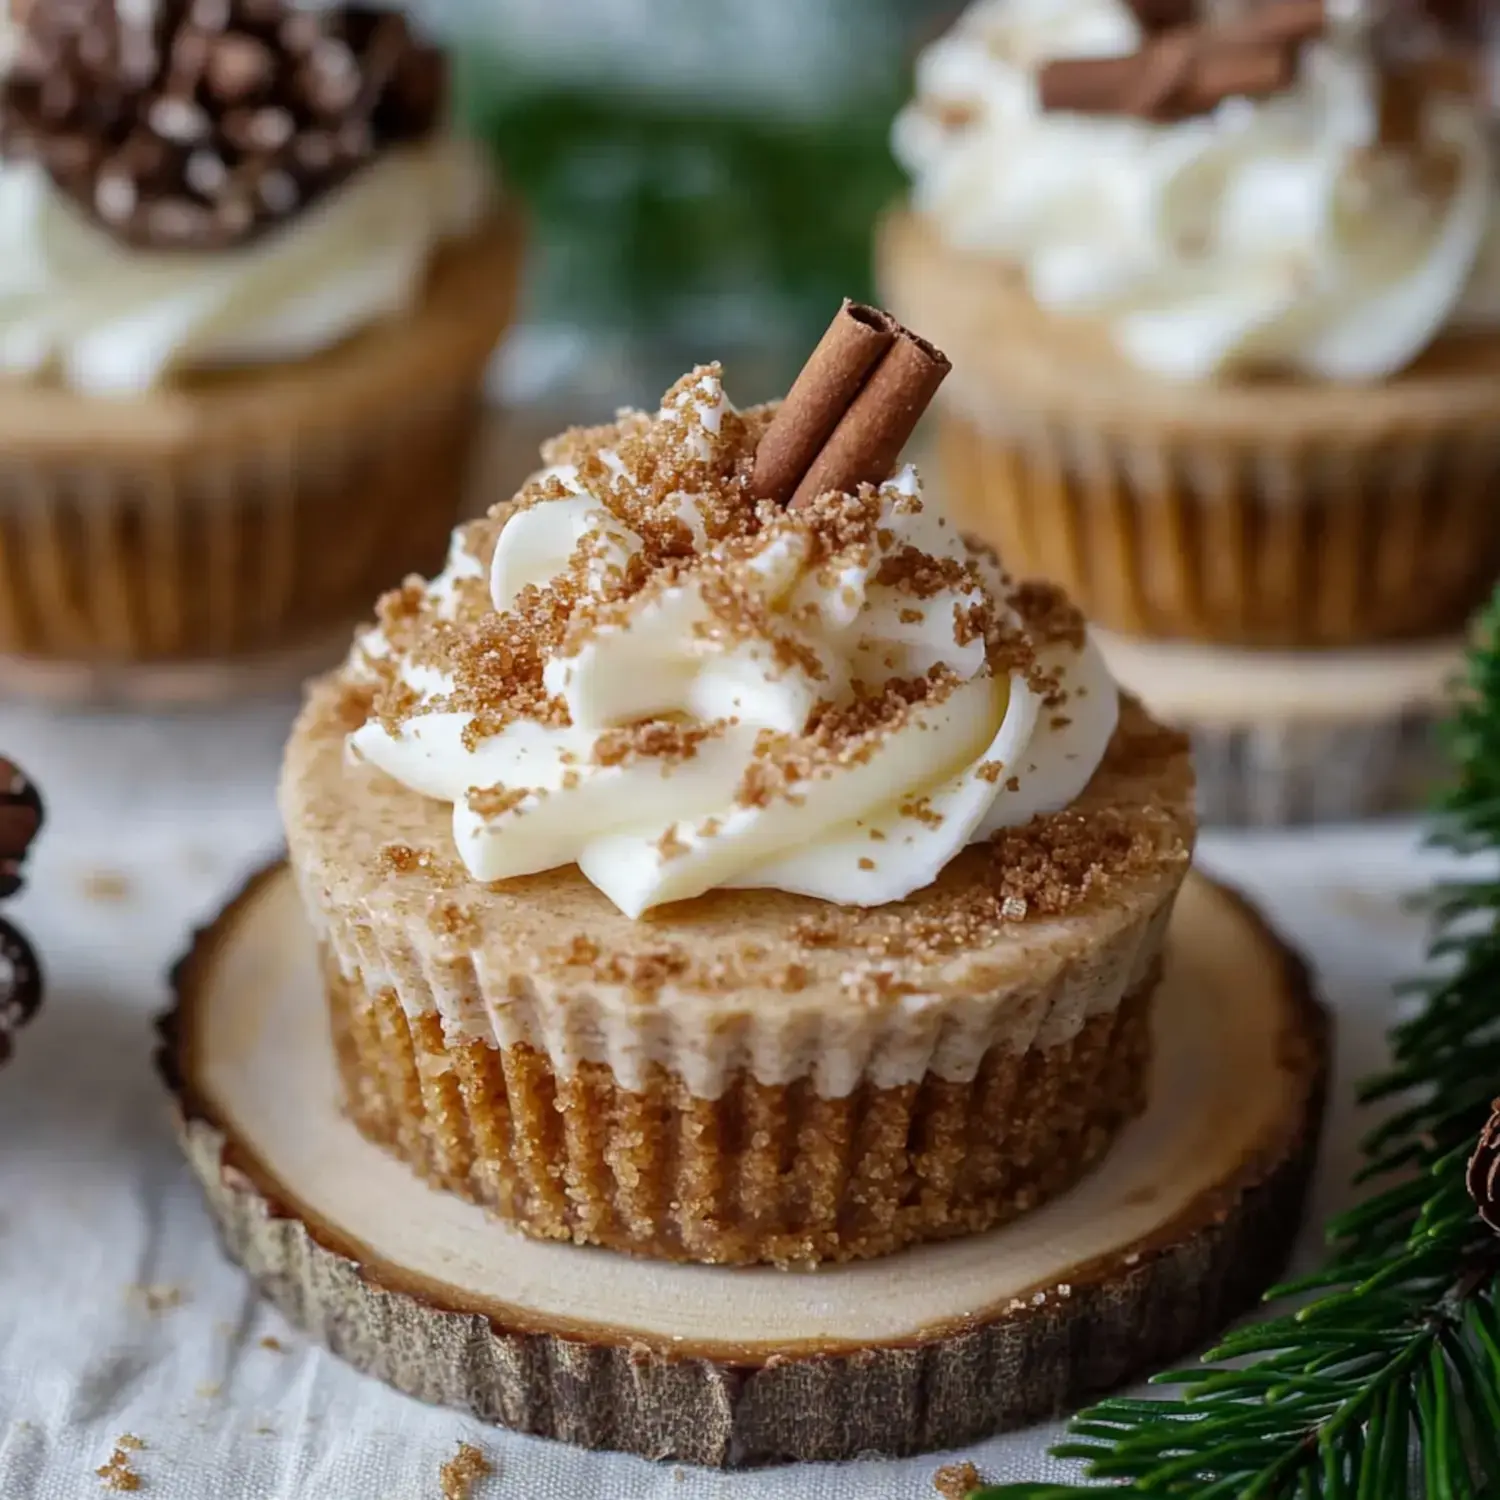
[0,212,521,667]
[283,676,1194,1267]
[938,410,1500,651]
[324,960,1157,1268]
[0,386,479,662]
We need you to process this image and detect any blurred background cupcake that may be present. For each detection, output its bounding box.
[0,0,521,692]
[881,0,1499,822]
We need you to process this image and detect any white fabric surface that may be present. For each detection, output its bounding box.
[0,692,1452,1498]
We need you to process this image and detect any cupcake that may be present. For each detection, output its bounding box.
[0,0,521,672]
[280,304,1196,1267]
[882,0,1500,649]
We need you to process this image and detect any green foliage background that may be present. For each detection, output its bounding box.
[451,24,924,401]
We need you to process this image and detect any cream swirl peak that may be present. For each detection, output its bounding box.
[349,364,1119,919]
[892,0,1500,382]
[0,137,493,397]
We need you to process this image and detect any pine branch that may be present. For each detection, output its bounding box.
[977,597,1500,1500]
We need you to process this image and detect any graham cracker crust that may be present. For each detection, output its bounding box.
[325,962,1156,1268]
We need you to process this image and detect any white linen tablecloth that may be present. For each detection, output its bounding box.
[0,693,1453,1499]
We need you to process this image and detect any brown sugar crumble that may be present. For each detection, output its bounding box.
[340,364,1077,825]
[594,719,724,768]
[439,1441,493,1500]
[96,1436,145,1492]
[466,785,532,821]
[933,1460,985,1499]
[376,844,457,885]
[655,826,690,862]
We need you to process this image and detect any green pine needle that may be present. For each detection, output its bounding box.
[976,595,1500,1500]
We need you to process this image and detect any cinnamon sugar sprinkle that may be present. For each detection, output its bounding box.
[347,366,1068,812]
[466,785,532,820]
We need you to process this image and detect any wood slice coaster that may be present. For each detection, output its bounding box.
[160,864,1329,1469]
[1096,630,1463,827]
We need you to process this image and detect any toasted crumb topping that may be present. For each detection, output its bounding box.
[466,786,532,821]
[345,366,1067,806]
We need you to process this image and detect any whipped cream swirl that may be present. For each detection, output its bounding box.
[0,137,493,397]
[891,0,1500,382]
[349,366,1119,919]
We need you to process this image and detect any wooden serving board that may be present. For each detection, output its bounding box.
[160,865,1329,1468]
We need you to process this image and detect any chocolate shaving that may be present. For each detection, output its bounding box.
[753,302,951,512]
[1040,0,1325,121]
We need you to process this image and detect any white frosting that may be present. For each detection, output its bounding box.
[349,369,1119,920]
[0,136,494,397]
[891,0,1500,382]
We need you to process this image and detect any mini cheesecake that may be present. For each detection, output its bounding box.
[281,347,1195,1267]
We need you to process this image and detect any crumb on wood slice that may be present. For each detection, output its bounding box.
[933,1461,985,1499]
[96,1435,145,1492]
[439,1442,493,1500]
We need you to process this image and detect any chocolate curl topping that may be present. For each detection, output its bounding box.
[1469,1099,1500,1234]
[0,918,41,1066]
[1041,0,1325,120]
[753,302,952,512]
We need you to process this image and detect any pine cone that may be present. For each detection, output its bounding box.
[0,761,43,1068]
[0,919,42,1067]
[1468,1100,1500,1233]
[0,759,43,901]
[0,0,447,252]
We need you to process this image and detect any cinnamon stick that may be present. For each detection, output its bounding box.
[1039,54,1142,114]
[1123,28,1200,118]
[1043,29,1301,118]
[1124,0,1196,33]
[1189,41,1295,111]
[1220,0,1326,50]
[750,301,897,507]
[788,326,951,511]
